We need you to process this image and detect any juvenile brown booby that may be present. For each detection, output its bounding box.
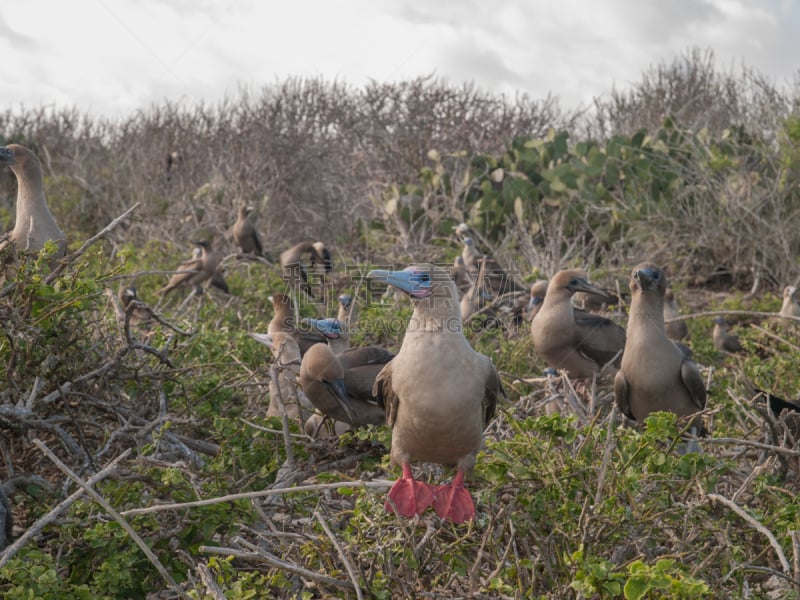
[232,205,263,257]
[157,240,221,297]
[526,279,549,321]
[531,269,626,378]
[0,144,67,262]
[368,264,504,523]
[190,243,229,295]
[299,343,392,428]
[614,263,706,432]
[450,256,473,295]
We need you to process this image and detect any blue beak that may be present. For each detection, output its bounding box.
[302,318,342,339]
[366,267,433,299]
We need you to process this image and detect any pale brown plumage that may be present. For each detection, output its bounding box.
[0,144,67,262]
[781,286,800,318]
[268,292,329,355]
[531,269,626,378]
[663,288,689,341]
[526,279,549,321]
[713,317,744,353]
[249,331,314,420]
[614,263,706,426]
[232,205,263,256]
[157,240,221,297]
[369,263,505,522]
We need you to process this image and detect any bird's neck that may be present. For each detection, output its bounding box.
[15,176,53,227]
[407,308,462,335]
[629,296,666,333]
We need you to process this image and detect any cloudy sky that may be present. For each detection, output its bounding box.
[2,1,799,119]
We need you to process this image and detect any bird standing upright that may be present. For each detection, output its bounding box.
[232,204,263,257]
[368,264,504,523]
[614,263,706,436]
[0,144,67,263]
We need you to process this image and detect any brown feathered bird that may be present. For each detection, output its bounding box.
[157,240,222,297]
[614,263,706,450]
[232,205,263,257]
[0,144,67,262]
[118,286,154,326]
[531,269,626,378]
[368,264,505,523]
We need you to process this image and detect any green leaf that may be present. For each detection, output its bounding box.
[624,576,650,600]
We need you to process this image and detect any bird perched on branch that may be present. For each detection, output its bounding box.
[157,240,221,297]
[614,263,706,449]
[0,144,67,265]
[118,286,154,327]
[268,292,334,356]
[232,204,264,257]
[368,263,504,523]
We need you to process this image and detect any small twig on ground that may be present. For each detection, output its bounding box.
[707,492,791,574]
[205,538,356,591]
[120,480,392,516]
[315,511,364,600]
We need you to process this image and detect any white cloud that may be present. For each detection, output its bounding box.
[0,0,797,118]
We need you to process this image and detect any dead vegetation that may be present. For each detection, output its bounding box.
[2,50,800,598]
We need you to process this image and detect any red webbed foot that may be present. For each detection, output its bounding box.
[385,463,435,517]
[433,470,475,523]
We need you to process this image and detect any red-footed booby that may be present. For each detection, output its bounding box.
[0,144,67,262]
[157,240,221,297]
[614,263,706,435]
[299,343,392,428]
[232,205,263,257]
[531,269,626,378]
[368,264,504,523]
[268,292,334,356]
